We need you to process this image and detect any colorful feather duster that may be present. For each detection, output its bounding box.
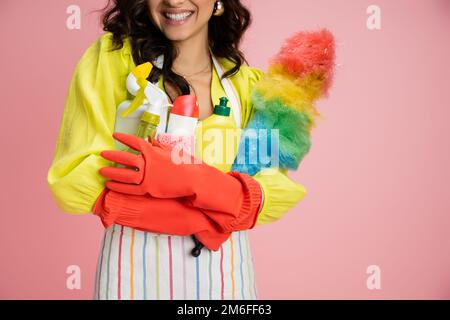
[232,29,336,176]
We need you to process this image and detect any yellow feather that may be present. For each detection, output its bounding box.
[253,64,325,127]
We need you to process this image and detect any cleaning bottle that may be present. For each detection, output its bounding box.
[119,92,164,160]
[158,95,199,156]
[166,95,199,136]
[135,105,160,143]
[115,63,170,168]
[195,97,240,172]
[114,62,171,151]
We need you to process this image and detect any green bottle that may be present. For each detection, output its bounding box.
[127,111,160,155]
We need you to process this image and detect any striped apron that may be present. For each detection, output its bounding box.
[93,225,258,300]
[93,56,257,300]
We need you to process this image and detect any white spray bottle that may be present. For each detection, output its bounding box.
[114,62,172,151]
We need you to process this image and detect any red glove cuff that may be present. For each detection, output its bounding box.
[92,189,114,228]
[220,172,263,232]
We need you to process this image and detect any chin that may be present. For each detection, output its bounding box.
[163,30,192,42]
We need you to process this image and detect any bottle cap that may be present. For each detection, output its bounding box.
[213,97,231,117]
[170,95,199,118]
[141,111,160,124]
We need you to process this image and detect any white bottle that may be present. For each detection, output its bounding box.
[157,95,199,156]
[166,95,199,136]
[115,60,172,150]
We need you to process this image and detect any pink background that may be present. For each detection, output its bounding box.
[1,0,449,299]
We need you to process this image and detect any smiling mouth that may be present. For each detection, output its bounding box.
[162,11,195,22]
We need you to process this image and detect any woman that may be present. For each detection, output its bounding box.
[47,0,306,300]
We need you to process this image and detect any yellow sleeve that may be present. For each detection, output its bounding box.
[47,33,133,214]
[253,168,306,225]
[242,66,307,225]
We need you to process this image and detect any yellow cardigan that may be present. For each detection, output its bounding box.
[47,32,306,225]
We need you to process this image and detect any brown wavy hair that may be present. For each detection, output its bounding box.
[101,0,252,97]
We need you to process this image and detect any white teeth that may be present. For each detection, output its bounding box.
[164,12,193,21]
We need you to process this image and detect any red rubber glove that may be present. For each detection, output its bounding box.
[92,188,231,251]
[99,132,262,233]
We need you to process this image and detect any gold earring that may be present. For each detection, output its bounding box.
[213,1,225,16]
